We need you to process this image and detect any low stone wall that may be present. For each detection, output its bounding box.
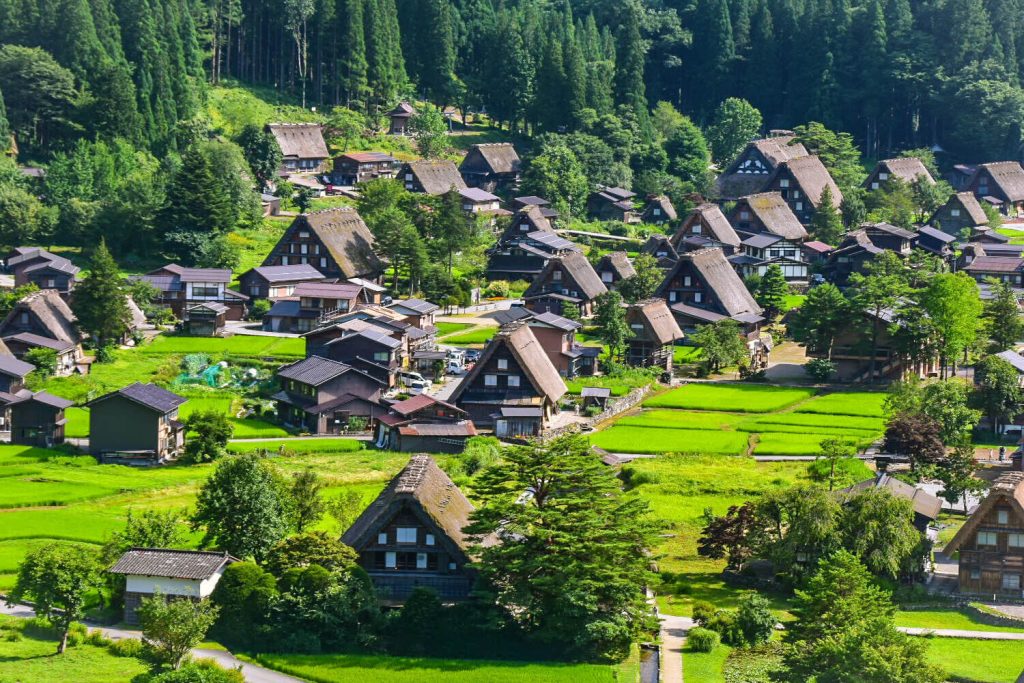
[540,384,653,441]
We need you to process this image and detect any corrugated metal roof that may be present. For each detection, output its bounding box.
[109,548,236,579]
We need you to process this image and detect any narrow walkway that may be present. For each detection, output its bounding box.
[898,626,1024,640]
[0,601,301,683]
[659,613,692,683]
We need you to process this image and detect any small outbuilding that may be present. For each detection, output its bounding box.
[87,383,187,464]
[108,548,237,625]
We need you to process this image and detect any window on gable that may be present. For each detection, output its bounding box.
[377,532,387,544]
[1009,533,1024,548]
[779,179,790,188]
[1003,574,1021,590]
[998,509,1009,525]
[951,209,961,217]
[396,527,417,543]
[425,533,435,546]
[795,202,803,211]
[507,375,520,387]
[484,374,497,386]
[978,531,998,546]
[552,270,562,281]
[497,358,508,370]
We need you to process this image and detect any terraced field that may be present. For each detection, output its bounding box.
[590,383,886,456]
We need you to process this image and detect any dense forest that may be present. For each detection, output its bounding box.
[2,0,1024,162]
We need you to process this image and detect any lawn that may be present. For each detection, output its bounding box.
[673,346,704,363]
[0,616,148,683]
[644,384,816,413]
[783,294,807,310]
[139,335,305,358]
[896,608,1024,633]
[65,407,89,438]
[180,396,290,438]
[589,427,749,455]
[923,637,1024,683]
[248,651,638,683]
[794,391,888,418]
[682,645,730,683]
[444,326,498,345]
[436,322,473,337]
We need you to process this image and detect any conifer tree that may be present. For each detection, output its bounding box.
[340,0,369,108]
[0,84,8,147]
[613,3,648,130]
[755,264,789,318]
[71,240,131,352]
[810,186,844,245]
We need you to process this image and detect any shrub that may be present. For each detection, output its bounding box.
[25,347,58,377]
[23,616,59,639]
[144,658,246,683]
[484,280,509,298]
[109,637,145,657]
[5,630,21,642]
[457,436,501,474]
[687,627,720,652]
[86,629,112,647]
[692,600,715,627]
[737,593,776,646]
[805,358,836,382]
[346,416,368,432]
[247,299,271,321]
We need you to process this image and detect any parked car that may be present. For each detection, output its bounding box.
[464,349,481,362]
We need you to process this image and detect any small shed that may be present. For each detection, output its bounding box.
[580,387,611,411]
[182,302,227,336]
[108,548,237,625]
[388,102,417,135]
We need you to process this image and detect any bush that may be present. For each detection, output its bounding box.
[805,358,836,382]
[86,629,113,647]
[143,659,245,683]
[109,636,146,657]
[687,627,720,652]
[484,280,509,298]
[248,299,271,321]
[737,593,776,646]
[692,600,715,627]
[5,630,22,642]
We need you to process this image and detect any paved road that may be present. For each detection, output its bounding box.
[0,601,301,683]
[659,613,693,683]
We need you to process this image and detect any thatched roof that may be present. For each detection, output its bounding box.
[266,123,329,160]
[972,162,1024,202]
[595,251,636,280]
[449,322,567,405]
[868,158,935,187]
[943,192,990,226]
[944,472,1024,553]
[627,299,683,344]
[770,155,844,209]
[641,234,679,261]
[675,203,741,248]
[736,192,808,240]
[714,136,809,198]
[0,290,79,344]
[342,455,477,556]
[388,102,416,118]
[460,143,521,175]
[641,195,678,222]
[402,160,467,195]
[285,208,383,279]
[524,251,608,302]
[660,248,761,318]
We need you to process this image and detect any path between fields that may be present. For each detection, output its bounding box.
[0,601,302,683]
[659,613,692,683]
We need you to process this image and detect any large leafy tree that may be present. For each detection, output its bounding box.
[693,318,747,373]
[411,106,450,159]
[70,240,131,351]
[520,143,589,218]
[848,252,910,381]
[594,291,633,362]
[706,97,762,163]
[618,253,662,303]
[783,551,944,683]
[920,273,983,377]
[10,544,101,653]
[0,45,78,150]
[466,434,660,661]
[838,490,923,580]
[191,454,292,562]
[236,124,282,191]
[973,355,1022,433]
[138,594,219,669]
[883,412,945,469]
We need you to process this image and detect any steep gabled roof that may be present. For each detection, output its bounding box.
[736,192,807,240]
[658,248,762,318]
[714,136,809,198]
[595,251,636,280]
[109,548,236,579]
[450,323,567,405]
[937,192,990,226]
[868,158,935,186]
[642,195,678,221]
[676,203,741,248]
[402,160,467,195]
[461,143,521,175]
[768,155,844,209]
[0,290,79,344]
[284,208,382,279]
[944,472,1024,553]
[342,454,476,554]
[266,123,329,160]
[523,251,607,302]
[628,299,683,344]
[388,102,416,117]
[972,162,1024,202]
[641,234,679,261]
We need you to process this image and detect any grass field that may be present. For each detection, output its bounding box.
[753,432,863,455]
[896,608,1024,633]
[248,651,639,683]
[673,346,704,363]
[139,335,305,358]
[590,427,750,455]
[644,384,816,412]
[923,637,1024,682]
[227,438,364,454]
[0,616,148,682]
[794,391,888,417]
[682,644,730,683]
[436,322,473,337]
[783,294,807,310]
[65,407,89,438]
[444,327,498,345]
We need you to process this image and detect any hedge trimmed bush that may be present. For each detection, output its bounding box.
[687,627,720,652]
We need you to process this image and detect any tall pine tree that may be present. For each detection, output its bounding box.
[71,240,131,351]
